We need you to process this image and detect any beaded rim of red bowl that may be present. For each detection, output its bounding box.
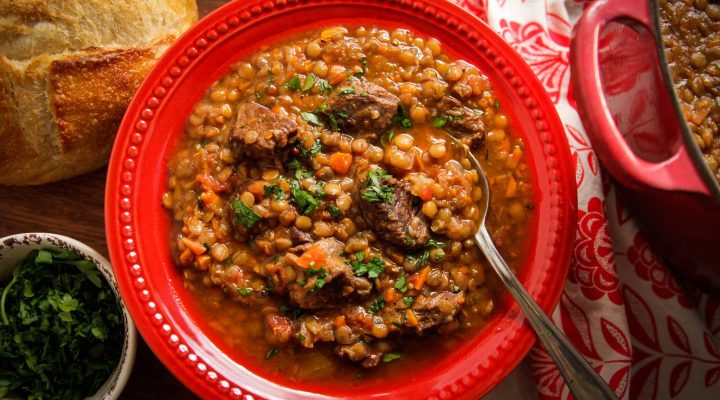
[105,0,577,399]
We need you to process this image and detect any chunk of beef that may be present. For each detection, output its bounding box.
[289,226,313,246]
[231,103,298,162]
[437,96,485,149]
[409,291,465,334]
[327,80,400,133]
[360,174,429,249]
[264,238,372,309]
[264,313,293,345]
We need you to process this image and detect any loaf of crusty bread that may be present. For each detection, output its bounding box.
[0,0,198,185]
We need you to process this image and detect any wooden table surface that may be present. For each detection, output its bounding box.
[0,1,229,398]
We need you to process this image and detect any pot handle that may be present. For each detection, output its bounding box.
[571,0,708,194]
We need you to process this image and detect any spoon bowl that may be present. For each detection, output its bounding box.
[444,134,618,400]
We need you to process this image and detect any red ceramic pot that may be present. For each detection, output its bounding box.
[106,0,577,399]
[571,0,720,296]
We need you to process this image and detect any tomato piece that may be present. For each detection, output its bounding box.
[296,244,327,269]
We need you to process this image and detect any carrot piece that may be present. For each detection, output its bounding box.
[196,255,211,271]
[246,181,266,198]
[182,238,207,256]
[328,65,348,85]
[418,185,433,201]
[296,244,328,269]
[179,248,194,266]
[200,191,219,207]
[385,288,398,303]
[196,172,228,192]
[414,266,431,290]
[333,315,346,328]
[506,176,517,198]
[406,310,419,327]
[328,152,353,175]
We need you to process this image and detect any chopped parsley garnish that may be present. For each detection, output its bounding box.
[302,73,317,91]
[286,158,302,170]
[237,287,254,296]
[328,109,349,132]
[265,347,279,360]
[338,86,356,95]
[279,304,291,314]
[291,180,321,215]
[427,239,444,248]
[231,199,261,228]
[392,104,412,128]
[314,275,327,290]
[361,168,395,203]
[452,285,460,293]
[286,158,314,179]
[354,56,368,77]
[494,99,501,109]
[406,249,430,269]
[297,138,323,158]
[383,353,402,362]
[316,79,333,94]
[394,272,408,293]
[297,333,306,342]
[403,296,414,307]
[0,249,123,400]
[349,251,386,279]
[368,297,385,314]
[264,184,285,200]
[433,116,448,128]
[434,251,445,261]
[284,76,302,90]
[380,130,395,148]
[300,111,324,126]
[327,204,341,217]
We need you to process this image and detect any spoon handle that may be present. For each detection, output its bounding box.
[475,226,618,400]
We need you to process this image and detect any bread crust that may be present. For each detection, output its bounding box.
[0,0,198,185]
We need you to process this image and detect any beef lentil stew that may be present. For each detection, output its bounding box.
[163,26,534,381]
[660,0,720,181]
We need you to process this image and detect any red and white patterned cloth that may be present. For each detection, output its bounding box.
[450,0,720,399]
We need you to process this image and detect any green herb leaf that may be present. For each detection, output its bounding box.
[327,204,341,217]
[291,181,321,215]
[286,158,302,171]
[380,130,395,148]
[406,249,430,268]
[237,287,254,296]
[354,56,368,78]
[231,199,261,228]
[265,347,279,360]
[297,138,323,158]
[361,168,395,203]
[392,105,412,128]
[300,111,324,126]
[316,79,333,94]
[349,252,386,279]
[383,353,402,362]
[427,239,444,249]
[433,116,448,128]
[368,297,385,314]
[263,184,286,200]
[284,76,302,90]
[338,87,355,95]
[302,73,316,91]
[394,272,408,293]
[403,296,414,307]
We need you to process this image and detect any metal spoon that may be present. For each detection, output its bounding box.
[445,135,618,400]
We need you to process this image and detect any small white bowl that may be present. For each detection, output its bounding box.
[0,233,137,400]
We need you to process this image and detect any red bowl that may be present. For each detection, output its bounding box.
[105,1,577,399]
[571,0,720,295]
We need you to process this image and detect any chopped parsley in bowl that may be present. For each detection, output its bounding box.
[0,233,136,400]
